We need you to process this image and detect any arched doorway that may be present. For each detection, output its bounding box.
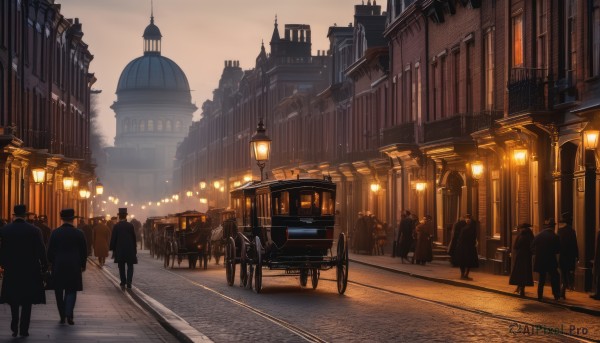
[440,171,464,244]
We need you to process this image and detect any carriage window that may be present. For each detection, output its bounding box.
[179,218,187,230]
[244,197,252,226]
[298,192,320,216]
[322,191,334,215]
[274,191,289,215]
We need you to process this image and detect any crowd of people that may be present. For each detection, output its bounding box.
[352,208,600,301]
[351,211,389,256]
[0,205,139,337]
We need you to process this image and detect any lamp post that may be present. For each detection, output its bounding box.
[250,119,272,181]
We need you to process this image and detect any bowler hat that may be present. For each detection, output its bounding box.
[60,208,76,220]
[13,204,27,217]
[118,208,128,216]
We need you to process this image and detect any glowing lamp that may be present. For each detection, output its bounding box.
[370,183,380,192]
[32,168,46,183]
[471,161,484,180]
[583,130,599,150]
[63,176,74,191]
[95,182,104,195]
[415,181,427,192]
[513,149,528,166]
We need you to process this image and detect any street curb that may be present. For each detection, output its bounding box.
[350,258,600,317]
[89,258,213,343]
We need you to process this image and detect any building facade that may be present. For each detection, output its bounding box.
[0,0,96,226]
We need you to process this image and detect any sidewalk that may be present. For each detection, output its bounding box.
[0,260,179,342]
[350,252,600,316]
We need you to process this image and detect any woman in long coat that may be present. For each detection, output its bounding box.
[509,223,534,296]
[396,213,415,263]
[413,216,433,265]
[93,219,111,266]
[454,215,479,279]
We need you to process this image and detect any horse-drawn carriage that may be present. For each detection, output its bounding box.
[145,216,165,258]
[162,211,212,269]
[224,178,349,294]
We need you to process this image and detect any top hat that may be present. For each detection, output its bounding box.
[13,204,27,217]
[60,208,76,220]
[118,208,128,216]
[517,223,532,229]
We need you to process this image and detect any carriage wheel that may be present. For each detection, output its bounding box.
[336,232,349,294]
[253,236,262,294]
[240,238,248,287]
[311,268,320,290]
[299,269,308,287]
[225,237,236,286]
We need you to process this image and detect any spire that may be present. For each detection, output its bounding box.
[143,1,162,55]
[270,15,280,43]
[151,0,154,24]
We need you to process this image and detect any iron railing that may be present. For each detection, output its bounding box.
[508,68,553,115]
[382,122,416,146]
[423,113,473,142]
[471,110,503,132]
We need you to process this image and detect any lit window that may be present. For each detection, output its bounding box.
[484,28,495,110]
[512,14,524,67]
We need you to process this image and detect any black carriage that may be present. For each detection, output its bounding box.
[224,178,349,294]
[162,211,212,269]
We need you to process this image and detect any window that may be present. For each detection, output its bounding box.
[139,121,145,132]
[453,51,460,114]
[274,191,289,215]
[512,13,524,67]
[491,171,501,238]
[175,120,181,131]
[157,120,163,131]
[298,191,320,216]
[148,119,154,131]
[166,120,172,131]
[536,0,548,69]
[321,191,334,215]
[416,64,422,125]
[594,6,600,76]
[566,0,576,77]
[484,28,495,110]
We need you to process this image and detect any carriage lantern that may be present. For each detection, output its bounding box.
[250,119,271,181]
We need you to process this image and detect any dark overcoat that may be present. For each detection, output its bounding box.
[81,224,94,256]
[93,222,111,258]
[454,221,479,268]
[47,223,87,291]
[110,220,138,264]
[0,219,47,305]
[448,220,466,263]
[557,224,578,271]
[396,217,415,258]
[531,228,560,273]
[414,221,433,262]
[593,230,600,277]
[509,228,534,286]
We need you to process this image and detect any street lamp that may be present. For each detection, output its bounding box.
[471,160,484,180]
[213,180,221,189]
[32,168,46,184]
[583,129,599,150]
[370,183,380,192]
[200,181,207,189]
[250,119,271,181]
[73,179,80,188]
[79,187,90,199]
[95,182,104,195]
[415,180,427,192]
[186,190,193,197]
[513,149,528,166]
[63,176,74,191]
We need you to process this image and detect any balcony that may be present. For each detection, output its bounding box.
[508,68,553,115]
[423,114,473,143]
[471,111,503,132]
[382,122,416,146]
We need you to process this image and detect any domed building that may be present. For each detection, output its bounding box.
[103,13,197,204]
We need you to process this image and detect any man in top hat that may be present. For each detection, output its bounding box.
[0,205,48,337]
[557,212,578,299]
[110,208,137,290]
[531,217,561,301]
[47,208,87,325]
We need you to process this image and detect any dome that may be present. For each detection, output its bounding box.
[116,55,190,92]
[143,22,162,39]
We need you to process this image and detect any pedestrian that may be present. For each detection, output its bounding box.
[590,227,600,300]
[131,218,142,249]
[557,212,578,299]
[35,214,52,247]
[47,208,88,325]
[454,214,479,280]
[363,211,375,255]
[396,211,415,264]
[110,208,138,290]
[93,218,111,267]
[531,217,561,301]
[352,212,366,254]
[413,215,433,265]
[509,223,534,296]
[0,205,48,337]
[79,218,94,257]
[447,215,466,267]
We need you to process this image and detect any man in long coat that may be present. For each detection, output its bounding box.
[110,208,137,289]
[454,214,479,279]
[93,219,111,267]
[0,205,48,337]
[531,218,561,301]
[448,216,466,267]
[414,215,434,265]
[557,212,578,299]
[396,211,415,263]
[509,223,534,296]
[47,208,87,325]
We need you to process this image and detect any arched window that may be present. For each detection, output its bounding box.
[157,120,163,131]
[175,120,181,131]
[123,118,129,133]
[166,120,172,132]
[148,119,154,131]
[131,119,137,132]
[139,121,145,132]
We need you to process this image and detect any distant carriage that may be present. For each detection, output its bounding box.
[162,211,212,269]
[224,178,349,294]
[144,216,165,258]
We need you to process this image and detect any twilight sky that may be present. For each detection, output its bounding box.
[56,0,364,146]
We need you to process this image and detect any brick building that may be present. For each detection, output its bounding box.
[0,0,97,226]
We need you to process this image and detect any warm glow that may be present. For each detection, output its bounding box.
[233,181,241,187]
[114,198,119,204]
[148,202,152,206]
[370,183,380,192]
[415,181,427,192]
[63,176,74,191]
[200,198,208,204]
[244,175,252,182]
[200,181,207,189]
[79,188,87,198]
[471,161,484,180]
[254,141,270,161]
[156,202,161,206]
[174,195,179,200]
[96,183,104,195]
[213,181,221,189]
[513,149,528,166]
[220,186,225,192]
[141,205,146,210]
[86,190,91,199]
[108,196,114,201]
[186,191,193,197]
[73,179,80,188]
[125,201,128,205]
[583,130,599,150]
[32,168,46,183]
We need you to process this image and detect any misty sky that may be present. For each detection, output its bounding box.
[56,0,363,146]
